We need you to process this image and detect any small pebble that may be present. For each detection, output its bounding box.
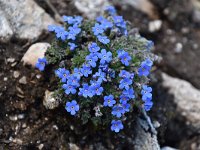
[3,77,8,81]
[18,114,25,119]
[52,125,58,130]
[175,43,183,53]
[36,74,42,79]
[13,138,23,145]
[9,115,18,121]
[148,20,162,32]
[11,62,17,67]
[7,58,15,63]
[22,123,27,128]
[13,71,20,78]
[19,76,27,84]
[38,144,44,150]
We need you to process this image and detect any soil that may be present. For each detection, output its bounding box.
[1,0,200,149]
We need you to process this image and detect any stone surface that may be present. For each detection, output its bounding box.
[161,146,178,150]
[19,76,27,85]
[151,71,200,146]
[74,0,110,19]
[43,90,60,110]
[133,117,160,150]
[0,0,55,42]
[155,27,200,89]
[161,72,200,131]
[0,10,13,42]
[21,42,50,67]
[111,0,159,19]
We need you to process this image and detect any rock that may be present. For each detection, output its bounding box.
[19,76,27,84]
[148,20,162,32]
[161,73,200,131]
[161,146,178,150]
[74,0,110,19]
[7,58,15,63]
[21,42,50,67]
[111,0,159,19]
[0,0,55,42]
[43,90,60,110]
[0,10,13,42]
[133,117,160,150]
[69,143,80,150]
[155,28,200,89]
[9,115,18,121]
[151,71,200,146]
[13,71,20,78]
[179,136,200,150]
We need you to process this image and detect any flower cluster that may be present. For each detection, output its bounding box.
[35,6,155,133]
[48,16,82,50]
[138,58,153,76]
[141,85,153,111]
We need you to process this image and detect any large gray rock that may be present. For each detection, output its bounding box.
[111,0,159,19]
[0,0,55,42]
[74,0,110,19]
[161,72,200,131]
[0,10,13,42]
[133,116,160,150]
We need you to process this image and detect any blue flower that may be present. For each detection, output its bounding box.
[96,16,106,23]
[86,53,98,68]
[67,75,80,88]
[122,88,135,99]
[63,16,74,24]
[93,69,107,83]
[36,57,47,71]
[144,100,153,111]
[119,78,132,90]
[68,25,81,35]
[55,68,70,82]
[138,59,153,76]
[67,31,76,40]
[65,100,79,115]
[112,105,125,118]
[119,95,130,104]
[73,16,83,25]
[119,70,131,78]
[63,16,83,25]
[48,25,59,32]
[81,64,92,77]
[78,83,94,98]
[122,103,130,112]
[88,42,100,53]
[92,23,104,35]
[141,85,152,101]
[113,16,126,28]
[55,27,68,41]
[68,42,77,51]
[90,83,104,95]
[105,6,116,16]
[97,35,110,44]
[73,68,83,79]
[111,120,123,133]
[98,49,112,64]
[99,63,109,72]
[118,50,131,66]
[100,19,113,30]
[104,95,116,107]
[62,84,76,94]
